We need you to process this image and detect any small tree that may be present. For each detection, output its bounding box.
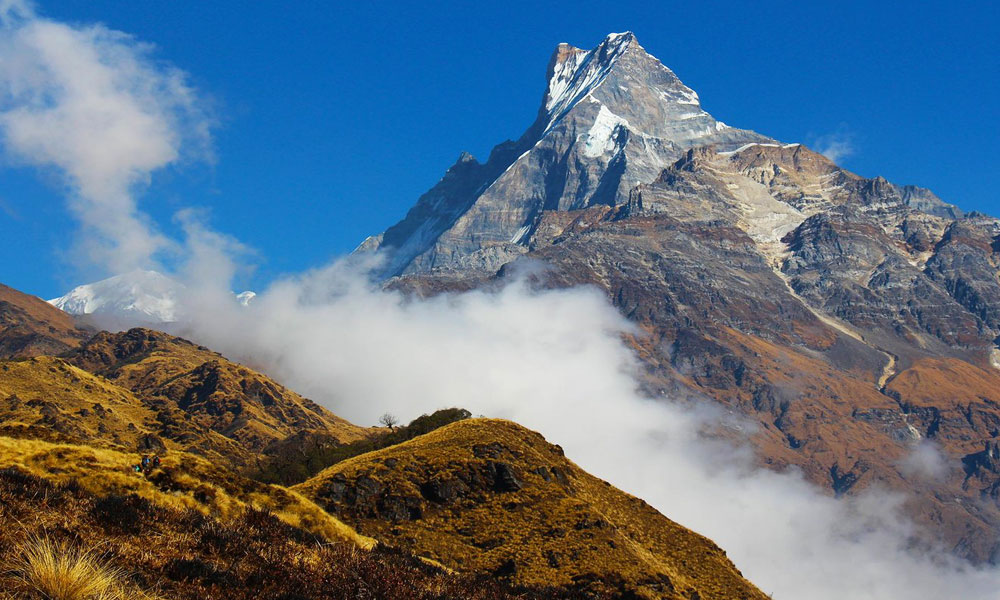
[379,413,399,430]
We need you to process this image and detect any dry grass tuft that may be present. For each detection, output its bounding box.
[12,535,156,600]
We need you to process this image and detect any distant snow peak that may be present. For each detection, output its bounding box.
[50,270,257,325]
[50,270,182,323]
[236,291,256,306]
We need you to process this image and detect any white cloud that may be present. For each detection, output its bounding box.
[812,128,856,163]
[0,1,212,273]
[900,441,951,482]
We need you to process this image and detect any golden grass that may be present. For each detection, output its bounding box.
[297,418,768,600]
[11,535,157,600]
[0,434,375,551]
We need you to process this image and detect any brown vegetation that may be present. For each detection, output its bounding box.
[296,419,768,600]
[0,467,615,599]
[0,283,92,359]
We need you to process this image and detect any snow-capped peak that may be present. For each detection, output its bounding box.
[50,270,257,326]
[235,291,256,306]
[50,270,182,323]
[543,32,635,128]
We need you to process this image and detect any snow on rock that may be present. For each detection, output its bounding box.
[543,32,634,133]
[583,103,629,157]
[50,270,257,326]
[50,270,182,323]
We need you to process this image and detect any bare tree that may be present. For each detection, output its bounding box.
[379,413,399,430]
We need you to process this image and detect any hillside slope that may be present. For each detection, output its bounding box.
[296,418,768,600]
[67,328,367,460]
[0,459,589,599]
[0,283,92,358]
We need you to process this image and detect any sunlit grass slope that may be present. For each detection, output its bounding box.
[296,418,768,600]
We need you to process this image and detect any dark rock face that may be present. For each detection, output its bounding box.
[137,433,166,454]
[315,456,530,525]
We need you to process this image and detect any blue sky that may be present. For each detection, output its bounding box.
[1,0,997,298]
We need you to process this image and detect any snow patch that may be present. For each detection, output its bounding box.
[583,104,629,157]
[717,142,783,157]
[510,225,531,244]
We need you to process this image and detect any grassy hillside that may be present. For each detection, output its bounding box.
[0,466,592,599]
[0,432,371,548]
[296,418,768,600]
[67,328,367,461]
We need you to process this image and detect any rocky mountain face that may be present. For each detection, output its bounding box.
[363,33,1000,563]
[360,32,770,278]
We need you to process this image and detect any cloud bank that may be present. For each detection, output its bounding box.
[0,0,211,273]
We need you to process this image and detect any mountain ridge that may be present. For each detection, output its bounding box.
[359,32,772,278]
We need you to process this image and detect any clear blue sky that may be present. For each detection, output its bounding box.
[2,0,997,298]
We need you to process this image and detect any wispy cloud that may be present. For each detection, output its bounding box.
[0,195,20,220]
[0,0,213,273]
[812,126,856,163]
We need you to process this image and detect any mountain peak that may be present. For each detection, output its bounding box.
[50,269,182,325]
[363,32,771,277]
[542,32,637,123]
[50,270,257,327]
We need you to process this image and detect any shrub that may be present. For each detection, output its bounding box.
[251,408,473,485]
[11,535,153,600]
[90,494,156,534]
